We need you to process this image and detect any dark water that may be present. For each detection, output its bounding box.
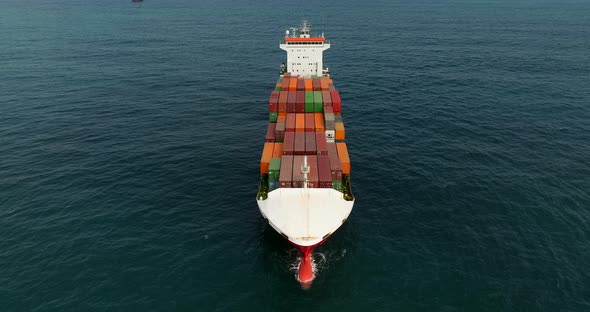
[1,0,589,310]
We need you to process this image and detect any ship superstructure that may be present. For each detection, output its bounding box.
[257,21,354,288]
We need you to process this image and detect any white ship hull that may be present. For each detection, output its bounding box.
[257,188,354,247]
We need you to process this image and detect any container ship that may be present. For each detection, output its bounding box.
[256,21,354,288]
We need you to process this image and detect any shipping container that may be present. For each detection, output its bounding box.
[269,158,281,181]
[312,78,321,91]
[327,142,342,180]
[287,92,297,113]
[320,78,331,91]
[315,132,328,155]
[295,113,305,132]
[305,92,314,112]
[279,155,293,188]
[292,156,304,188]
[305,132,316,155]
[260,142,274,174]
[304,79,313,91]
[314,113,325,132]
[317,155,332,188]
[297,78,305,91]
[336,142,351,174]
[269,112,278,122]
[286,113,296,132]
[296,91,305,113]
[321,91,332,108]
[324,106,333,114]
[330,90,342,113]
[335,121,345,140]
[269,180,278,191]
[283,132,295,155]
[324,112,335,130]
[277,115,286,124]
[304,113,315,132]
[332,180,342,191]
[294,131,305,155]
[289,78,298,91]
[313,91,323,112]
[265,123,276,142]
[278,91,288,114]
[307,155,319,188]
[275,122,285,141]
[272,143,283,158]
[282,78,290,91]
[269,91,279,112]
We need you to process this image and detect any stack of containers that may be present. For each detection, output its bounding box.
[261,74,350,192]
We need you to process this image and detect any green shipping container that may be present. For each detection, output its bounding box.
[274,87,281,91]
[269,158,281,181]
[332,180,342,191]
[313,92,323,112]
[305,92,314,112]
[269,112,278,122]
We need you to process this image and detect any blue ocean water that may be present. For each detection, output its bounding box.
[1,0,589,310]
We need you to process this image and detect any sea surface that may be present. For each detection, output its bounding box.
[1,0,589,311]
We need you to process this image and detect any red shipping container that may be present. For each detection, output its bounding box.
[315,132,328,156]
[278,91,288,114]
[312,78,321,91]
[292,156,304,188]
[287,92,297,113]
[286,114,296,132]
[321,91,332,107]
[275,122,285,141]
[297,79,305,91]
[327,142,342,180]
[282,78,290,90]
[307,155,319,188]
[324,106,333,114]
[279,155,293,188]
[283,132,295,155]
[317,155,332,188]
[330,91,341,113]
[296,91,305,113]
[294,131,305,155]
[305,132,316,155]
[265,123,276,142]
[304,113,315,132]
[269,91,279,112]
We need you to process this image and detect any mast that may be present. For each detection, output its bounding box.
[301,156,310,189]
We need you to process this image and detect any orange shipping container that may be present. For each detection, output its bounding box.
[289,78,298,91]
[277,115,287,123]
[320,78,329,91]
[334,122,345,140]
[304,79,313,91]
[314,113,325,132]
[272,143,283,158]
[260,142,274,174]
[336,142,351,174]
[295,113,305,132]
